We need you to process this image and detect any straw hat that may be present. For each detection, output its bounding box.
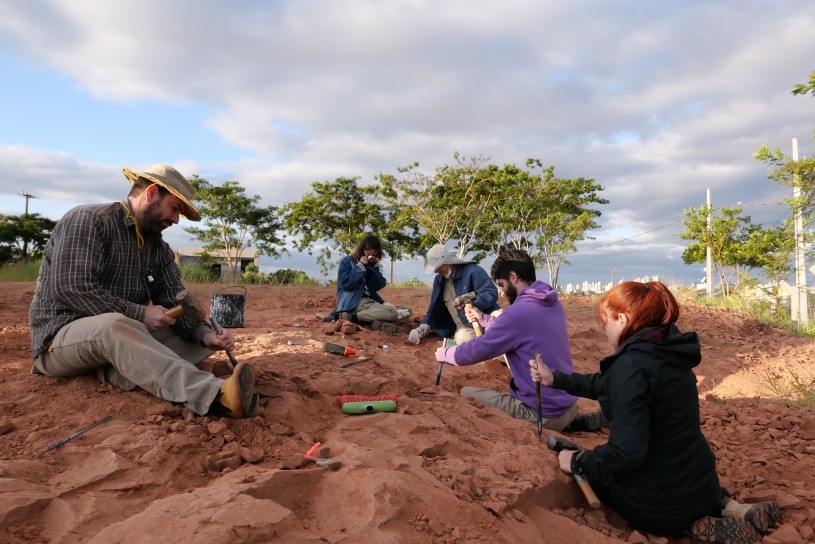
[423,244,474,274]
[122,164,201,221]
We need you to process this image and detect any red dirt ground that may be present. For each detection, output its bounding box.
[1,282,814,543]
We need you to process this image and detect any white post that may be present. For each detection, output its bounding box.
[706,188,713,298]
[792,138,809,325]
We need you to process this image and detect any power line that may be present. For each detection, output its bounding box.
[572,199,784,255]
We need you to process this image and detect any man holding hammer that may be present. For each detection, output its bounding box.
[29,164,257,418]
[408,244,499,345]
[434,248,604,432]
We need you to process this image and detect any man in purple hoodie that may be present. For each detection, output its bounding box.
[435,248,604,432]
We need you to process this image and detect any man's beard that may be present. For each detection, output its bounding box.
[504,282,518,304]
[139,199,168,237]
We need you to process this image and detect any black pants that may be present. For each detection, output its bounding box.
[594,482,723,536]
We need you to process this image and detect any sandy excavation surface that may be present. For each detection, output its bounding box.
[1,282,814,543]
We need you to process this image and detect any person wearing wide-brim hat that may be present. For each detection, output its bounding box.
[29,164,258,419]
[408,244,500,345]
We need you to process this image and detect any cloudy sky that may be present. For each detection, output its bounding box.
[1,0,813,288]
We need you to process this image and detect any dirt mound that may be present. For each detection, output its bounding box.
[1,283,813,543]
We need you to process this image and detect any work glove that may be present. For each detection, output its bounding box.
[408,323,431,345]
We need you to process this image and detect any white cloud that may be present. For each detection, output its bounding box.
[0,0,813,285]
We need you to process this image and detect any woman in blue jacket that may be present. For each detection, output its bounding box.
[331,235,407,334]
[531,281,780,543]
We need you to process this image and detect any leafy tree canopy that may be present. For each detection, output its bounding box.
[185,176,284,280]
[0,213,56,264]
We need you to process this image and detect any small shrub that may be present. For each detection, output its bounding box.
[0,259,42,281]
[392,277,429,288]
[764,369,815,412]
[180,263,219,283]
[267,268,319,285]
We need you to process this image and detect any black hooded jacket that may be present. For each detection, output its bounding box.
[552,324,720,527]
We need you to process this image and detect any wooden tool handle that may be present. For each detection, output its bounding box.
[574,473,601,509]
[164,305,184,319]
[466,303,483,336]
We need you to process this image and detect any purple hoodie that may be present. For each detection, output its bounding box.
[439,280,577,416]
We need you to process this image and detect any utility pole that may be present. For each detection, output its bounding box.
[791,138,809,325]
[20,191,37,215]
[706,188,713,298]
[610,267,616,287]
[19,192,38,258]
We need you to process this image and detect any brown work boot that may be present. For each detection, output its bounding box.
[722,499,781,533]
[688,516,758,543]
[565,411,608,432]
[213,362,258,418]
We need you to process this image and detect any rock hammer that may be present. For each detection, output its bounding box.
[546,435,602,509]
[453,291,482,336]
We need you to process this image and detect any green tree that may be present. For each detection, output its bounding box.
[281,177,385,276]
[755,69,815,227]
[736,222,797,308]
[376,154,498,258]
[369,173,424,282]
[0,213,56,264]
[185,176,283,280]
[473,159,608,288]
[679,205,757,297]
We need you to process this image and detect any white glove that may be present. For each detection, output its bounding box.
[408,323,431,345]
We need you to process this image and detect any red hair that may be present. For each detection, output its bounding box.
[596,281,680,343]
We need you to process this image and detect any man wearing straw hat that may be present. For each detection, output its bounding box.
[29,164,257,418]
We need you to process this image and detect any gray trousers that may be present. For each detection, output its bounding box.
[460,386,578,432]
[32,313,223,415]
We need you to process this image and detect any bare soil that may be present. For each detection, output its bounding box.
[1,282,814,543]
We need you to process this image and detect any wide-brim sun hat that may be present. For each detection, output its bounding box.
[423,244,474,274]
[122,164,201,221]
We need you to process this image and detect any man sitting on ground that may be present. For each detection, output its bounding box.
[408,244,500,345]
[29,164,257,418]
[434,248,604,432]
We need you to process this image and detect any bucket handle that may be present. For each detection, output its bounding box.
[213,285,247,296]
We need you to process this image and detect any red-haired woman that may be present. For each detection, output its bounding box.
[530,281,780,543]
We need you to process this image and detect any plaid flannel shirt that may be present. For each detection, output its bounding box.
[29,202,211,358]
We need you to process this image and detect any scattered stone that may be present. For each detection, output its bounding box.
[764,523,803,544]
[207,421,227,436]
[484,501,507,515]
[239,447,264,464]
[626,530,647,543]
[0,419,14,435]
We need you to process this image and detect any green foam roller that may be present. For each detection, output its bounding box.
[341,400,397,414]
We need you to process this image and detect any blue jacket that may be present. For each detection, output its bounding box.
[438,281,577,416]
[419,262,499,339]
[332,255,387,316]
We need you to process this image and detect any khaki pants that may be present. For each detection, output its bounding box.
[353,297,410,323]
[460,386,578,431]
[32,313,222,415]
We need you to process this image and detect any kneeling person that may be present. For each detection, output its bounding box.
[434,249,601,432]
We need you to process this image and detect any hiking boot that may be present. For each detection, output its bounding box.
[688,516,758,543]
[371,320,399,336]
[214,362,258,418]
[722,499,781,533]
[565,411,608,432]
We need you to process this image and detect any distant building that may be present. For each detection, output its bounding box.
[560,275,660,295]
[174,246,260,279]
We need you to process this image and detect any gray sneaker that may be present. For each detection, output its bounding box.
[371,320,399,336]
